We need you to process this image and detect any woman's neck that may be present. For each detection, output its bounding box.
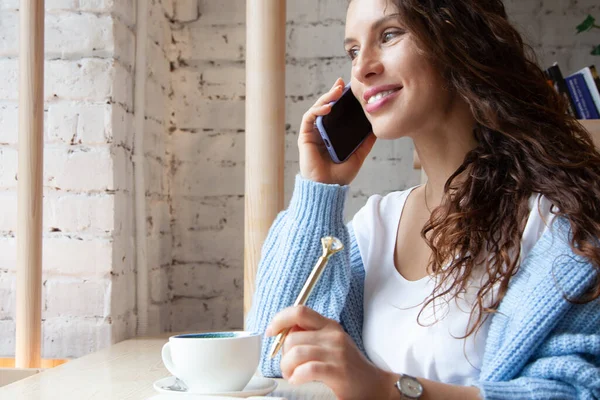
[412,99,477,206]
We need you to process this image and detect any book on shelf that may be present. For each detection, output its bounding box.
[566,69,600,119]
[544,62,577,117]
[575,66,600,114]
[544,62,600,120]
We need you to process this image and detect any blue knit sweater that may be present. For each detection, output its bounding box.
[246,175,600,399]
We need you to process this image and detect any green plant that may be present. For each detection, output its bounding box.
[576,15,600,56]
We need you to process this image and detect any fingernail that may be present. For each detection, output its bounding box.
[265,326,272,337]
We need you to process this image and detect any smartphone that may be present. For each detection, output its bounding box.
[315,83,373,163]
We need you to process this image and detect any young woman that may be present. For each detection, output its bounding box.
[247,0,600,399]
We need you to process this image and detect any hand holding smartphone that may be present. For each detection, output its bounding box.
[297,78,376,185]
[315,83,373,163]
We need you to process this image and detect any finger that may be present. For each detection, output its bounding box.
[282,325,307,353]
[282,328,320,354]
[266,305,330,337]
[298,79,346,135]
[280,344,326,380]
[328,77,345,93]
[288,361,336,386]
[315,83,344,107]
[299,103,333,136]
[285,327,349,355]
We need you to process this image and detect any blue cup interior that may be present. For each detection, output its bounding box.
[173,331,259,339]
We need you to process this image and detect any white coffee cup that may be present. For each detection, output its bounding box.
[161,331,262,393]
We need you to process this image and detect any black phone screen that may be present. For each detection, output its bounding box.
[321,89,372,162]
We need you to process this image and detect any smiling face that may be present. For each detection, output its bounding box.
[344,0,454,140]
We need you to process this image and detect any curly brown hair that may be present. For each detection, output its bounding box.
[388,0,600,336]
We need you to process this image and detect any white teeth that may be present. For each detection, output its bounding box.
[367,89,399,104]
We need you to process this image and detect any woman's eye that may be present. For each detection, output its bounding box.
[347,48,359,60]
[382,30,402,43]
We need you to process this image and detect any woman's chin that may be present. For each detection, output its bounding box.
[371,127,409,141]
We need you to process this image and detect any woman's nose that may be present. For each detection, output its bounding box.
[354,49,383,82]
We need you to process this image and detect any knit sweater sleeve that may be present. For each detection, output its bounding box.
[245,175,366,377]
[475,217,600,400]
[476,298,600,400]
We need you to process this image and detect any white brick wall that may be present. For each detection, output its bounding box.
[144,0,175,334]
[506,1,600,72]
[0,0,138,358]
[0,0,598,359]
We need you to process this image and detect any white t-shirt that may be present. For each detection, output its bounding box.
[352,186,555,386]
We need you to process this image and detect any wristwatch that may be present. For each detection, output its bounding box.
[394,373,423,399]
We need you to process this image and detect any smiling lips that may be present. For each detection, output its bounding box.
[363,84,402,113]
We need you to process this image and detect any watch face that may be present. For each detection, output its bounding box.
[400,375,423,397]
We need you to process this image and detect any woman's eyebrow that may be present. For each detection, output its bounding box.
[343,13,401,47]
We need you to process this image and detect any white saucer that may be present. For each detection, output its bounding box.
[153,375,277,397]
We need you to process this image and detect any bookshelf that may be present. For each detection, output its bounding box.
[413,120,600,179]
